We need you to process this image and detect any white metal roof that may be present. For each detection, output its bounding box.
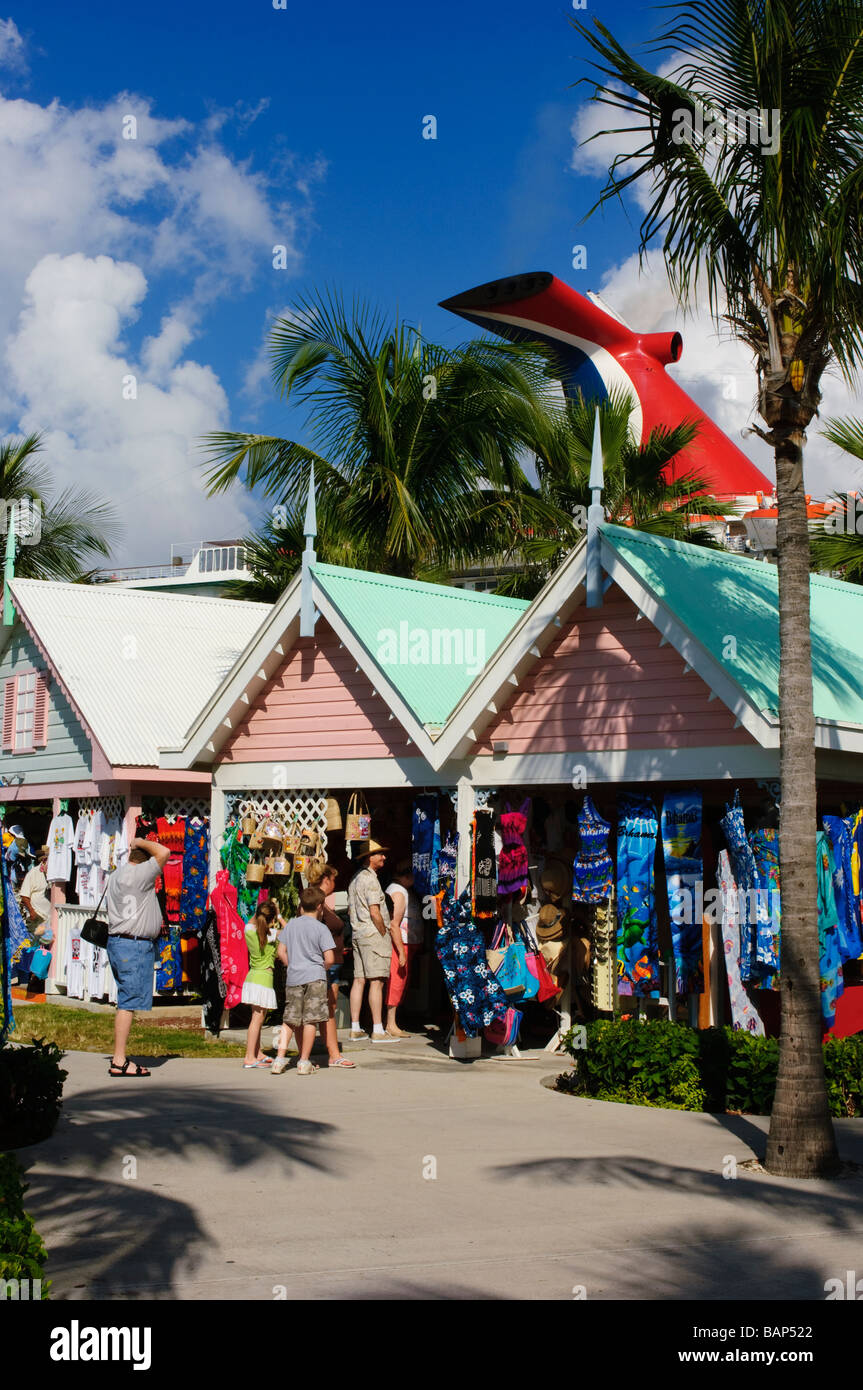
[8,579,272,767]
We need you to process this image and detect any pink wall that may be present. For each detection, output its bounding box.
[475,586,755,755]
[221,620,414,762]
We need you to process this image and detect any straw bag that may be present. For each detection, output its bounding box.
[345,792,371,842]
[246,852,265,884]
[241,814,257,837]
[268,851,294,877]
[295,827,323,875]
[247,822,265,851]
[324,797,342,832]
[260,817,285,854]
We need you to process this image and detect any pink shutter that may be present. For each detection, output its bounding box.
[2,677,16,751]
[33,672,50,748]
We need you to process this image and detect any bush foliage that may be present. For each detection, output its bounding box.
[0,1038,68,1149]
[559,1019,863,1117]
[0,1152,50,1296]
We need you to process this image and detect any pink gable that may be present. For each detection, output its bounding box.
[475,585,755,755]
[221,619,414,762]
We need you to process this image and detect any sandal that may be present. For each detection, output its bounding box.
[296,1061,319,1075]
[327,1056,356,1068]
[109,1059,150,1077]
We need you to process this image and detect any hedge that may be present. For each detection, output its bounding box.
[0,1038,68,1149]
[0,1152,50,1297]
[558,1019,863,1117]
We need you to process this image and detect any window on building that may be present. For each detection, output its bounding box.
[2,670,49,753]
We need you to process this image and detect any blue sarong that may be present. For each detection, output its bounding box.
[616,796,660,996]
[661,789,704,995]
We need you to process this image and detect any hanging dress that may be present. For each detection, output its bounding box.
[497,800,530,896]
[718,791,760,982]
[434,886,508,1037]
[749,826,781,988]
[471,809,497,918]
[572,795,614,903]
[661,789,704,995]
[717,849,765,1035]
[817,832,845,1030]
[209,869,251,1010]
[822,815,863,962]
[616,796,660,996]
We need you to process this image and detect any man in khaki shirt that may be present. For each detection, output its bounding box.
[347,840,401,1042]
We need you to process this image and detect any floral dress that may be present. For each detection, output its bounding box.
[434,886,508,1037]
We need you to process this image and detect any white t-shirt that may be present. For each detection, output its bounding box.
[46,814,74,883]
[66,929,86,998]
[386,882,424,945]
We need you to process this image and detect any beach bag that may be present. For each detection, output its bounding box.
[485,921,508,976]
[241,814,257,837]
[29,945,52,980]
[247,822,266,851]
[484,1006,522,1047]
[521,922,558,1003]
[246,853,266,884]
[324,797,342,832]
[268,851,293,877]
[345,792,371,843]
[490,923,529,999]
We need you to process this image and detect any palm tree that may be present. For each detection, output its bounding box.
[810,417,863,580]
[0,433,120,582]
[202,291,565,581]
[574,0,863,1177]
[496,388,734,598]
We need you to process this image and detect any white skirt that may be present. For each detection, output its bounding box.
[241,981,277,1010]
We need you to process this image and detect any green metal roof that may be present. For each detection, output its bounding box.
[312,562,530,725]
[601,523,863,725]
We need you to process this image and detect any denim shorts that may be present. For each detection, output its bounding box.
[326,965,341,985]
[106,936,157,1012]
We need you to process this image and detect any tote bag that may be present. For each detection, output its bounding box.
[345,793,371,843]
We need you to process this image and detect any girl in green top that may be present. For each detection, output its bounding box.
[242,901,282,1068]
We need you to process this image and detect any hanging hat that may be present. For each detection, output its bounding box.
[354,839,390,860]
[540,855,572,903]
[537,903,567,941]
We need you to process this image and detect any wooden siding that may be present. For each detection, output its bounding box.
[220,620,415,762]
[0,627,92,782]
[475,585,756,755]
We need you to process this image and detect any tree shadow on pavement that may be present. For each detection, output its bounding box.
[23,1084,344,1175]
[22,1170,214,1300]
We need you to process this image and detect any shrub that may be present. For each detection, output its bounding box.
[0,1152,50,1297]
[558,1019,863,1117]
[0,1038,68,1149]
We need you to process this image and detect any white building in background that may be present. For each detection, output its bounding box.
[94,540,253,597]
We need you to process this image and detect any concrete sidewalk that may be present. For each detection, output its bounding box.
[17,1048,863,1301]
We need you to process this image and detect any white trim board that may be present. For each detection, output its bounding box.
[466,745,783,785]
[214,756,471,791]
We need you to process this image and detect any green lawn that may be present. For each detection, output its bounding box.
[10,1004,249,1059]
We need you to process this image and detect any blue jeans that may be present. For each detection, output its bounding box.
[106,936,157,1011]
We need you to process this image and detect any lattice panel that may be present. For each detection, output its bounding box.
[227,789,329,853]
[76,796,126,822]
[164,796,210,820]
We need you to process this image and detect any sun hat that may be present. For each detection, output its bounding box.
[540,855,572,903]
[537,903,567,941]
[354,839,390,860]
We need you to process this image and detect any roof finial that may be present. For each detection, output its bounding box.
[586,409,605,609]
[3,502,17,627]
[303,463,317,548]
[300,465,318,637]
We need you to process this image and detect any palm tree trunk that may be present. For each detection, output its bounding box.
[764,431,839,1177]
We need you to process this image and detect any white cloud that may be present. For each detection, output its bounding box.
[0,17,26,72]
[5,252,255,560]
[0,84,321,562]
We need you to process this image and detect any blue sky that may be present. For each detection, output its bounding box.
[1,1,860,562]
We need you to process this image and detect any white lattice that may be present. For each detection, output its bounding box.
[164,796,210,820]
[228,789,329,853]
[77,795,126,821]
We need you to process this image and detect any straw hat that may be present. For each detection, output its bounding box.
[540,855,572,903]
[354,839,390,860]
[537,902,567,941]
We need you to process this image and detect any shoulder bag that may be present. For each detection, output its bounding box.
[82,880,111,949]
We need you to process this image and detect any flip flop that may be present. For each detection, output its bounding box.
[327,1057,356,1068]
[109,1060,150,1077]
